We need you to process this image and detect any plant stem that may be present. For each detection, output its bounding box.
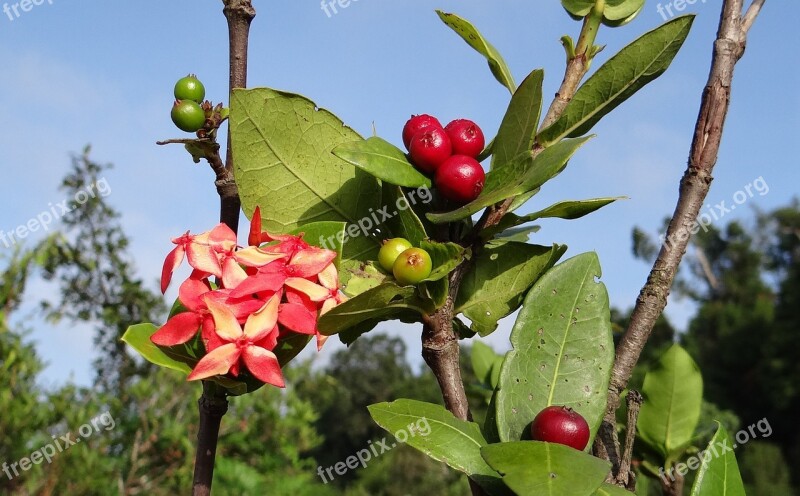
[191,1,255,494]
[596,0,765,482]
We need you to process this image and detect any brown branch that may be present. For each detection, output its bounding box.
[618,390,643,489]
[191,2,255,495]
[596,0,766,482]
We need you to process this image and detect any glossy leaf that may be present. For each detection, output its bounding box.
[436,10,516,94]
[537,16,694,145]
[382,184,428,246]
[494,252,614,443]
[637,344,703,458]
[230,88,381,261]
[482,441,610,496]
[561,0,595,17]
[368,399,504,491]
[689,423,746,496]
[455,242,567,336]
[472,341,499,385]
[428,137,591,224]
[492,69,543,171]
[604,0,645,21]
[594,483,636,495]
[334,137,432,188]
[318,283,426,335]
[420,240,465,282]
[122,323,193,374]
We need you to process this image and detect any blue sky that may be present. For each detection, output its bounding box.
[0,1,796,387]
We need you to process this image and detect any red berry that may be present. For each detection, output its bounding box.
[403,114,442,150]
[434,155,485,204]
[409,127,452,174]
[445,119,485,158]
[530,406,590,451]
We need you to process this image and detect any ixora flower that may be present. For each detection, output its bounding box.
[151,207,345,388]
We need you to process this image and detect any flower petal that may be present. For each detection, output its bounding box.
[187,343,241,381]
[201,315,224,352]
[288,248,337,277]
[161,245,185,294]
[235,246,286,268]
[204,297,244,341]
[243,294,281,341]
[242,346,285,388]
[316,333,329,351]
[186,242,223,277]
[285,277,329,302]
[222,257,248,289]
[178,273,212,311]
[151,312,202,346]
[228,271,286,299]
[317,263,339,290]
[278,302,317,335]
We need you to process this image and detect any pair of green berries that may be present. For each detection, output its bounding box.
[378,238,433,286]
[171,75,207,133]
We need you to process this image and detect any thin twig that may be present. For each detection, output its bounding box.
[618,390,643,488]
[597,0,766,483]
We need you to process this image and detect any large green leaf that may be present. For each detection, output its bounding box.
[289,221,345,260]
[492,69,544,171]
[368,399,505,492]
[637,344,703,458]
[333,137,431,188]
[604,0,645,21]
[455,242,567,336]
[317,283,426,335]
[230,88,381,261]
[689,423,746,496]
[494,252,614,443]
[428,137,591,224]
[537,16,694,145]
[482,441,610,496]
[436,11,516,94]
[472,341,500,386]
[420,240,465,282]
[594,483,636,495]
[561,0,595,18]
[122,323,193,374]
[382,184,428,246]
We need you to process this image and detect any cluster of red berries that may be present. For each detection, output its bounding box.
[403,114,486,204]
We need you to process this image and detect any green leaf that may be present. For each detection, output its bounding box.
[492,69,544,171]
[435,10,516,94]
[637,344,703,458]
[456,242,567,336]
[482,441,610,496]
[604,0,645,21]
[420,240,465,282]
[382,184,429,246]
[428,137,592,224]
[472,341,499,385]
[594,483,636,495]
[689,423,746,496]
[368,399,503,490]
[561,0,595,18]
[494,252,614,444]
[122,324,192,375]
[537,16,694,145]
[420,278,449,310]
[230,88,381,261]
[333,137,432,188]
[289,221,346,261]
[318,283,426,335]
[340,260,388,297]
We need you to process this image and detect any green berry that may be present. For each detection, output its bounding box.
[174,75,206,103]
[393,248,432,286]
[171,100,206,133]
[378,238,414,272]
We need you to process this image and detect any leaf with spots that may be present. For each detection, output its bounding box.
[230,88,381,262]
[493,252,614,444]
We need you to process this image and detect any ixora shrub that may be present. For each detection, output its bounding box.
[122,0,762,494]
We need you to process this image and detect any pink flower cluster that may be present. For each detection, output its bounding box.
[150,208,345,388]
